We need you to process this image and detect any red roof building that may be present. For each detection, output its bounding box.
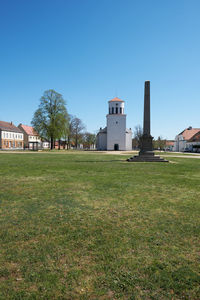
[18,124,41,149]
[0,120,23,150]
[174,127,200,152]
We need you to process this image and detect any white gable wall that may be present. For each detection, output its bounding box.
[174,135,186,152]
[97,131,107,150]
[126,130,132,151]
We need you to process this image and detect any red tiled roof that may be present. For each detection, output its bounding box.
[165,140,174,146]
[19,124,38,136]
[0,120,22,133]
[188,132,200,142]
[180,128,200,141]
[109,97,124,102]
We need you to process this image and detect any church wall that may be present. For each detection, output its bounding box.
[107,114,126,150]
[97,132,107,150]
[126,131,132,151]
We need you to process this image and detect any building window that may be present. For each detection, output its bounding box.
[116,107,118,114]
[120,107,122,114]
[112,107,114,114]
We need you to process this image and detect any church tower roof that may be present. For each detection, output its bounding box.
[109,97,124,102]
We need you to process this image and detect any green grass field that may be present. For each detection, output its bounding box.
[0,152,200,299]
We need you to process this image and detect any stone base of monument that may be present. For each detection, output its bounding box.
[127,152,168,162]
[127,133,168,162]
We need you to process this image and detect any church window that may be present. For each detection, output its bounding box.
[116,107,118,114]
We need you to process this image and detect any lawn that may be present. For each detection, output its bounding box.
[0,152,200,299]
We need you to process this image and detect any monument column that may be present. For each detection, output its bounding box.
[139,80,153,155]
[143,81,150,135]
[127,81,168,162]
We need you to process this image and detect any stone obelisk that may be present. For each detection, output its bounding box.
[139,81,153,156]
[127,81,168,162]
[144,80,151,136]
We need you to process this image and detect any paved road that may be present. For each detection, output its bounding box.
[105,151,200,159]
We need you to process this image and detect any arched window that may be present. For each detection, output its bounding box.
[116,107,118,114]
[112,107,114,114]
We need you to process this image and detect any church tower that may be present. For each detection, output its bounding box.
[107,97,128,150]
[96,96,132,151]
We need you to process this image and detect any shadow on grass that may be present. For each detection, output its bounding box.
[73,159,125,163]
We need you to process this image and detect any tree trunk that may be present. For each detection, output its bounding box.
[51,137,54,150]
[68,136,70,150]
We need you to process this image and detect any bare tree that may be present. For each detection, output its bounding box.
[71,117,85,149]
[132,125,143,149]
[82,132,96,149]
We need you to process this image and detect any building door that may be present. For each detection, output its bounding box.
[114,144,119,151]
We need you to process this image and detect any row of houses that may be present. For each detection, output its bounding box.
[0,120,50,150]
[0,120,94,150]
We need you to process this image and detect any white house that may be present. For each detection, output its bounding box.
[0,121,24,150]
[18,124,50,150]
[174,127,200,152]
[18,124,42,150]
[96,97,132,151]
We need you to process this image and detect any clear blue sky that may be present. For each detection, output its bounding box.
[0,0,200,139]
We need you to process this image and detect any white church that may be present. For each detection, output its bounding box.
[96,97,132,151]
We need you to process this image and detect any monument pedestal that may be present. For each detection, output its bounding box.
[127,152,168,162]
[128,134,168,162]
